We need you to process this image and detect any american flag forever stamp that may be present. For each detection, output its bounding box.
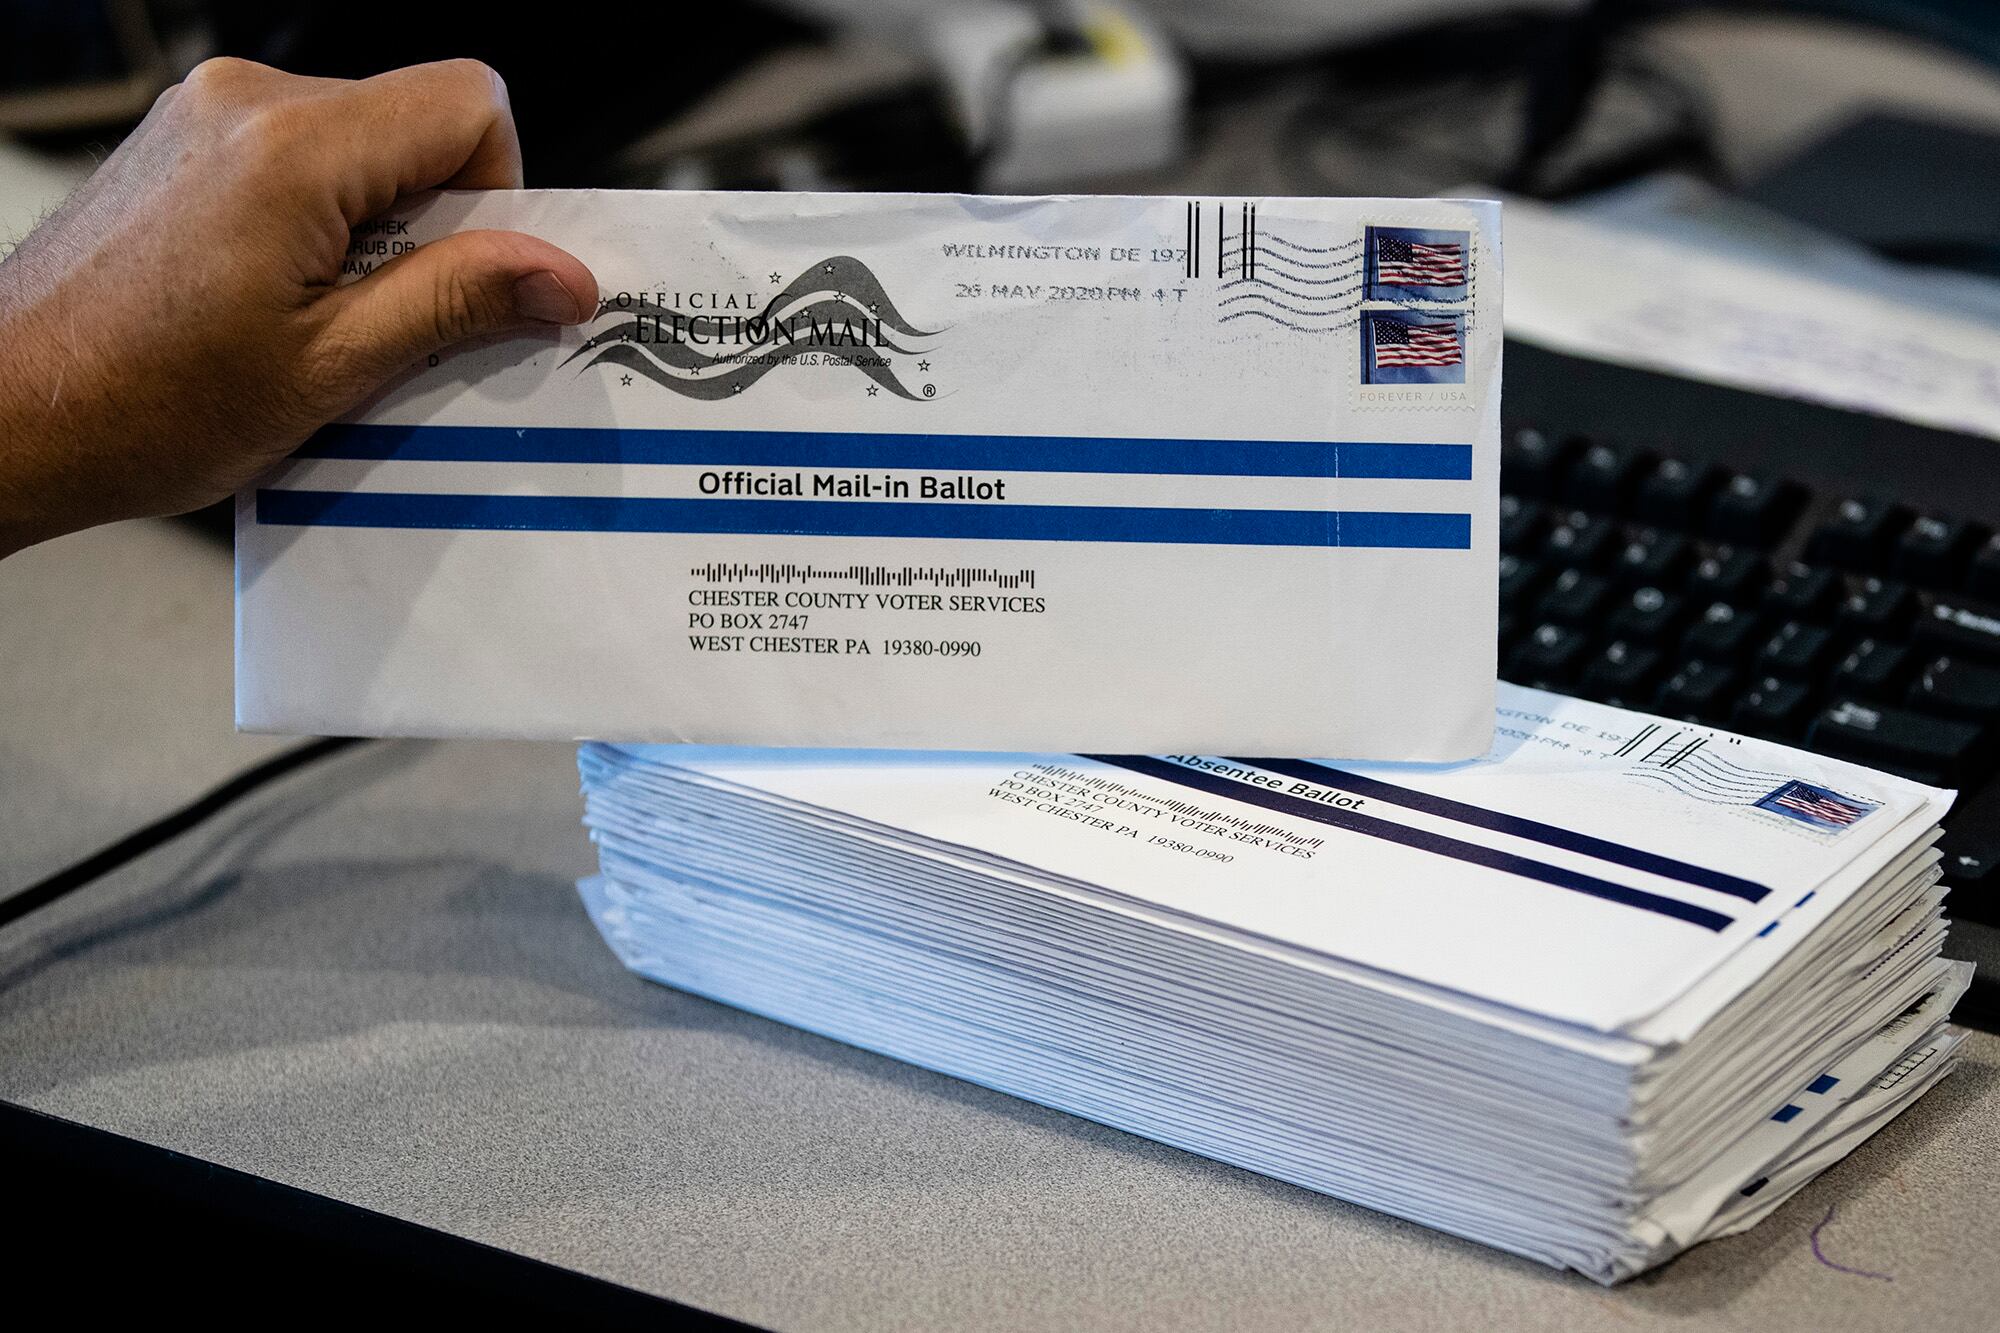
[1360,310,1467,386]
[1755,780,1879,832]
[1364,226,1470,300]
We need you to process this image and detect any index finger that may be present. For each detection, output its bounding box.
[324,59,526,224]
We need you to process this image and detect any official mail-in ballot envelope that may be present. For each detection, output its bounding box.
[236,191,1501,756]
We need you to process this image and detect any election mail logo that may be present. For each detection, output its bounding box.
[1364,226,1469,300]
[1755,780,1879,832]
[566,257,937,401]
[1360,310,1466,386]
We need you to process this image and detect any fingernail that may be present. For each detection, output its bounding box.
[513,270,588,324]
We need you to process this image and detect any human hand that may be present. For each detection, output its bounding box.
[0,57,598,557]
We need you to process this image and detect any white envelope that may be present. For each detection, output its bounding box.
[601,684,1954,1036]
[237,189,1501,755]
[571,685,1968,1282]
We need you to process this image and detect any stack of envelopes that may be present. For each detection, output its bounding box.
[575,684,1970,1282]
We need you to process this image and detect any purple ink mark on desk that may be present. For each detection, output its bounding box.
[1810,1203,1894,1281]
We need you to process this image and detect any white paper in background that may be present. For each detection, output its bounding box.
[237,189,1501,757]
[1502,183,2000,442]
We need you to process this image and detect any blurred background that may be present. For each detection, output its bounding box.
[1,1,1997,232]
[9,0,2000,441]
[10,0,2000,537]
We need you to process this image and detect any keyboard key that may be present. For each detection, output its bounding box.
[1543,511,1617,569]
[1909,656,2000,720]
[1938,835,2000,926]
[1837,577,1915,636]
[1564,440,1655,512]
[1757,621,1836,681]
[1577,640,1662,708]
[1709,473,1804,547]
[1656,660,1739,723]
[1607,586,1686,641]
[1914,601,2000,663]
[1499,495,1547,555]
[1892,514,1985,587]
[1806,497,1910,570]
[1807,699,1986,785]
[1505,623,1588,688]
[1942,837,1999,884]
[1764,562,1841,620]
[1968,533,2000,600]
[1502,427,1580,500]
[1612,529,1692,587]
[1732,676,1814,740]
[1498,553,1546,609]
[1687,547,1768,604]
[1831,638,1911,701]
[1635,457,1719,528]
[1536,568,1611,626]
[1683,601,1759,664]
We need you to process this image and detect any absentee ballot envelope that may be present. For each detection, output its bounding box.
[236,190,1501,755]
[574,685,1969,1281]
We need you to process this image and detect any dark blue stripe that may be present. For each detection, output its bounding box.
[297,423,1472,480]
[1238,758,1772,904]
[1083,755,1733,932]
[255,491,1471,548]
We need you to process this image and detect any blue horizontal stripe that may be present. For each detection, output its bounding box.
[255,491,1472,549]
[297,424,1472,480]
[1085,755,1733,932]
[1239,758,1772,904]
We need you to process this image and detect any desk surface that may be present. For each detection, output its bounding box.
[3,518,1998,1331]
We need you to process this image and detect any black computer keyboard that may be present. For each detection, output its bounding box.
[1502,342,2000,1024]
[1501,441,2000,794]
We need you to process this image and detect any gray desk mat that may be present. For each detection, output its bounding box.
[3,521,1997,1331]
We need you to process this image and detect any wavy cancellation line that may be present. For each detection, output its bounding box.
[1219,262,1362,290]
[1627,770,1749,806]
[1675,753,1799,790]
[1221,282,1364,312]
[1677,748,1796,783]
[1258,232,1364,255]
[1219,289,1364,319]
[1218,307,1359,333]
[1220,241,1361,273]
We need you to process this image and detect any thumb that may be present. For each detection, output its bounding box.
[313,227,597,402]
